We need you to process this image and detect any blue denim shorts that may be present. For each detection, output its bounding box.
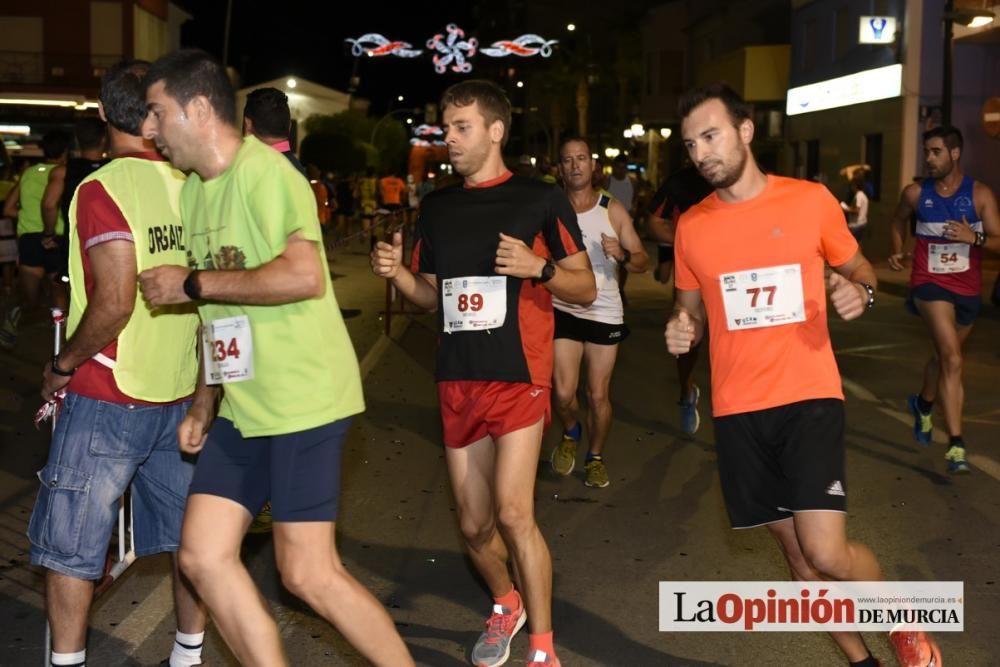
[28,393,195,580]
[189,417,351,522]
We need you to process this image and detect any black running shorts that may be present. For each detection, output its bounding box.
[553,308,629,346]
[712,398,847,529]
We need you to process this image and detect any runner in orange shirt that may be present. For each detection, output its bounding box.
[665,83,940,667]
[378,171,406,212]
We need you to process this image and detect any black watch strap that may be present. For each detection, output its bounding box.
[621,248,632,265]
[182,270,202,301]
[51,354,76,377]
[534,259,557,285]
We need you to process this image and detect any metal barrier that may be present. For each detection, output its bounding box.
[42,309,136,666]
[325,208,417,336]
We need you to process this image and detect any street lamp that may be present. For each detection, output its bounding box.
[626,123,673,186]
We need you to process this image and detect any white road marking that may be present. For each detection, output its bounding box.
[104,575,173,649]
[968,454,1000,481]
[359,316,410,379]
[841,377,880,403]
[835,343,903,355]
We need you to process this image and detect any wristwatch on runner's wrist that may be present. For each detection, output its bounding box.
[51,354,76,377]
[536,258,557,284]
[858,282,875,309]
[183,270,202,301]
[620,248,632,265]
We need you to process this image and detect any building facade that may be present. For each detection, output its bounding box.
[785,0,1000,258]
[0,1,189,155]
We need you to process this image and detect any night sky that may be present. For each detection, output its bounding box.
[174,2,484,114]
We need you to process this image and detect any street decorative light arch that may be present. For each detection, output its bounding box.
[345,34,423,58]
[346,24,558,75]
[411,124,446,147]
[427,24,478,74]
[479,34,558,58]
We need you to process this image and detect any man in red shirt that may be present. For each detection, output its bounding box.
[888,126,1000,472]
[30,60,207,667]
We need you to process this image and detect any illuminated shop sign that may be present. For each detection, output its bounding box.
[786,64,902,116]
[859,16,897,44]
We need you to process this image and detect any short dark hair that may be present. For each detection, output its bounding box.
[100,60,151,136]
[440,79,512,147]
[41,130,71,160]
[558,135,591,156]
[923,125,963,152]
[74,117,107,151]
[613,155,628,165]
[678,82,753,127]
[145,49,236,126]
[244,87,291,139]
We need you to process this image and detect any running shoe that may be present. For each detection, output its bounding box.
[945,445,970,474]
[584,458,610,488]
[471,598,527,667]
[908,395,933,446]
[889,627,942,667]
[550,435,578,477]
[679,384,701,435]
[527,649,561,667]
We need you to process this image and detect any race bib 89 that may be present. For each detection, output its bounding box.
[441,276,507,333]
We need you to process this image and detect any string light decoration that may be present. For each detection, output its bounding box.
[411,124,446,146]
[413,124,443,137]
[479,34,558,58]
[345,33,423,58]
[345,24,557,74]
[427,24,477,74]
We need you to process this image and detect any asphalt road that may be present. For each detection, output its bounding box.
[1,245,997,666]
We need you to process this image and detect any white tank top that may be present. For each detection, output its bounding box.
[553,193,624,324]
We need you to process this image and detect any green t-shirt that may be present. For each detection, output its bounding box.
[17,163,65,236]
[182,135,364,437]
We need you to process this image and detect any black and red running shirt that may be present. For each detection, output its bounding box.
[410,171,585,387]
